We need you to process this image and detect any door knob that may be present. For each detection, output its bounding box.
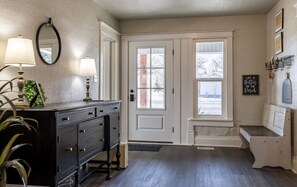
[129,89,135,102]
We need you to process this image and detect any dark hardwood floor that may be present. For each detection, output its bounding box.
[81,145,297,187]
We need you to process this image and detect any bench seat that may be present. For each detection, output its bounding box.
[240,126,279,138]
[239,103,291,169]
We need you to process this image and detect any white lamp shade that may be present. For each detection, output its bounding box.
[79,58,97,76]
[4,36,36,67]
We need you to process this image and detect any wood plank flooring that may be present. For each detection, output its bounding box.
[81,145,297,187]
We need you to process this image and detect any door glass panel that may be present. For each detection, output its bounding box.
[137,69,151,88]
[137,89,150,108]
[196,42,224,79]
[151,69,164,88]
[136,47,165,109]
[152,48,164,67]
[151,89,164,108]
[198,81,222,115]
[137,48,150,68]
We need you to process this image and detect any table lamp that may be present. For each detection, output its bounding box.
[4,35,36,108]
[79,57,97,101]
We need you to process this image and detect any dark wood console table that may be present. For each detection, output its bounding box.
[4,101,121,187]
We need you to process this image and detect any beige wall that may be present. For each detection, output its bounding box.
[0,0,119,103]
[121,15,267,141]
[267,0,297,171]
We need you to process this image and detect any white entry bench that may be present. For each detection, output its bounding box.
[239,103,291,169]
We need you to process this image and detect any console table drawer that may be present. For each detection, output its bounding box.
[79,117,104,139]
[109,104,120,112]
[58,107,95,125]
[96,105,106,117]
[79,130,105,164]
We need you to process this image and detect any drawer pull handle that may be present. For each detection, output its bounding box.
[62,117,70,121]
[88,112,94,115]
[80,129,86,133]
[114,107,118,110]
[65,147,73,152]
[99,110,104,113]
[99,123,104,126]
[80,148,86,152]
[113,127,117,130]
[100,139,105,142]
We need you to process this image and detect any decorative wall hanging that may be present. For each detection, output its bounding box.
[282,72,292,104]
[266,55,294,71]
[265,55,294,82]
[275,8,284,33]
[275,32,283,55]
[242,75,259,95]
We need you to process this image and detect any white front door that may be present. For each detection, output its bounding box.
[128,40,174,142]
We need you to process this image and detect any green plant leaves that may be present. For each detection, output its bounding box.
[0,65,36,186]
[0,134,23,166]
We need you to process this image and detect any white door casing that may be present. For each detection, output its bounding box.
[128,40,174,142]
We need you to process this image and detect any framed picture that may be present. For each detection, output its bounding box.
[24,80,46,107]
[275,8,284,33]
[242,75,259,95]
[275,32,283,55]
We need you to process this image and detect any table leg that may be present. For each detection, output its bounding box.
[106,146,112,180]
[116,143,121,170]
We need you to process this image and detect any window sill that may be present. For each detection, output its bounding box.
[188,118,234,127]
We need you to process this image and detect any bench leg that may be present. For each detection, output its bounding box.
[250,138,292,169]
[239,134,249,149]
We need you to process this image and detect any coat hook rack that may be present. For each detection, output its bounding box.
[266,55,294,71]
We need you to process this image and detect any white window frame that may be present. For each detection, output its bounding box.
[193,36,233,126]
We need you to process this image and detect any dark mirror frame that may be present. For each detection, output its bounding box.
[36,17,61,65]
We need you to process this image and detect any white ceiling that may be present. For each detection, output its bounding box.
[94,0,278,20]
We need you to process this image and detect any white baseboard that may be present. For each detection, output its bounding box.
[194,135,242,148]
[292,156,297,174]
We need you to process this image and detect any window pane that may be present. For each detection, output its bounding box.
[151,69,164,89]
[137,48,150,68]
[196,42,224,79]
[137,69,150,88]
[152,48,164,67]
[151,89,164,109]
[198,81,222,115]
[137,89,150,108]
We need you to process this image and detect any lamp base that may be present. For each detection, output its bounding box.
[15,101,29,108]
[83,97,92,102]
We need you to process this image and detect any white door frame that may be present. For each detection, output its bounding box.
[128,40,174,142]
[121,32,232,145]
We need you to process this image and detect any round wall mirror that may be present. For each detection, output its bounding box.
[36,18,61,65]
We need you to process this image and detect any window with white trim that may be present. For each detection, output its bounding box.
[194,38,233,121]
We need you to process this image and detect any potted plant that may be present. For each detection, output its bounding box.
[0,65,37,187]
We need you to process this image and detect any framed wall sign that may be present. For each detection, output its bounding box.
[275,8,284,33]
[275,32,283,55]
[242,75,259,95]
